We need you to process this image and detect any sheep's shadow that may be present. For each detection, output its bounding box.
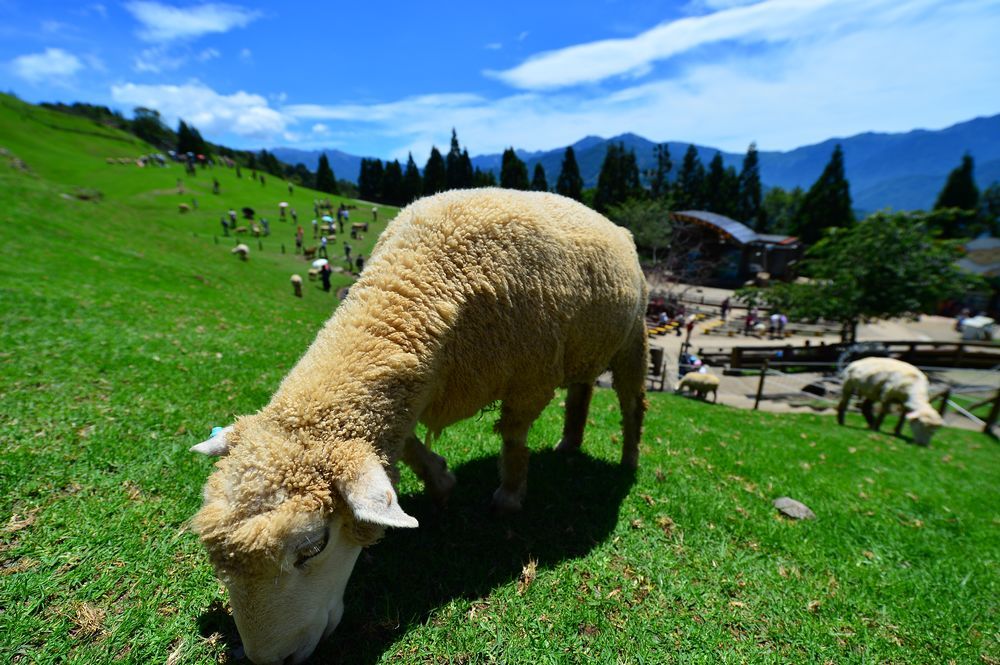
[312,449,635,664]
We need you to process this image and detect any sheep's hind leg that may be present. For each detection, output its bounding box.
[610,323,648,470]
[491,397,549,514]
[402,433,456,507]
[554,382,594,454]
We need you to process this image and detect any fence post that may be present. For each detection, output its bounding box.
[754,360,769,410]
[984,388,1000,437]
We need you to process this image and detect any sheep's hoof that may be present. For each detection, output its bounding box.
[427,470,457,507]
[490,487,524,515]
[554,438,582,454]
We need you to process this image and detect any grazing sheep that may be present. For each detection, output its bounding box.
[190,188,648,665]
[178,203,191,213]
[234,226,248,236]
[291,274,303,297]
[303,246,317,260]
[677,371,720,402]
[837,357,943,445]
[307,268,320,281]
[231,243,249,261]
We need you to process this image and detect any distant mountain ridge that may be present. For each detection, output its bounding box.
[272,113,1000,213]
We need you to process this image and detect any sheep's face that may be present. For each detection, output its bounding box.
[906,407,943,446]
[191,423,417,665]
[221,513,362,665]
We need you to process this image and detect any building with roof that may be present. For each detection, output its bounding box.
[669,211,804,285]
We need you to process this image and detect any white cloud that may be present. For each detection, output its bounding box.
[311,123,329,134]
[239,48,252,60]
[111,81,288,139]
[284,0,1000,156]
[197,48,220,61]
[488,0,934,90]
[133,46,186,73]
[11,48,83,83]
[485,42,502,50]
[124,1,261,43]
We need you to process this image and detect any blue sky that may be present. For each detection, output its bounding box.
[1,0,998,161]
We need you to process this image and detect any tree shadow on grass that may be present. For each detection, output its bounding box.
[198,449,635,664]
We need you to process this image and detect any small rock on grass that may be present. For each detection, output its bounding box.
[773,497,816,520]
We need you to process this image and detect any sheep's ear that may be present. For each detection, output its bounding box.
[338,458,418,529]
[190,425,234,456]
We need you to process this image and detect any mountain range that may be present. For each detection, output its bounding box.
[272,113,1000,213]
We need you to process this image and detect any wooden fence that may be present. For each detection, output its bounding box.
[696,340,1000,372]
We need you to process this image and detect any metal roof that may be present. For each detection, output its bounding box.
[671,211,758,245]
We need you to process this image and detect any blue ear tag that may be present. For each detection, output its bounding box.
[211,426,224,438]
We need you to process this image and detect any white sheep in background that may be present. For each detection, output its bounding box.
[230,243,249,261]
[677,371,720,402]
[837,357,943,445]
[190,188,648,665]
[290,273,303,297]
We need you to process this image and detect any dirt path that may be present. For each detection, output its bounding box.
[637,282,997,434]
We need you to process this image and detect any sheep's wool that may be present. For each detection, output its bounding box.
[194,188,647,574]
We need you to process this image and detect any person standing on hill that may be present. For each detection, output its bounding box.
[355,254,365,274]
[371,206,378,223]
[720,297,730,321]
[320,262,332,292]
[343,241,352,264]
[319,235,328,258]
[295,226,304,254]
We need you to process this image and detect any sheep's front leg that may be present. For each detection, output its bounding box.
[860,399,877,429]
[872,402,891,431]
[492,399,548,514]
[837,386,853,425]
[402,433,456,507]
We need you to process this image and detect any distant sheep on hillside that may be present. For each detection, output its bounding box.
[837,357,943,445]
[231,243,249,261]
[291,274,302,297]
[677,371,720,402]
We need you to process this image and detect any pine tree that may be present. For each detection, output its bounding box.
[721,166,740,220]
[531,164,548,192]
[458,149,473,188]
[315,153,338,194]
[473,167,497,187]
[358,158,384,201]
[793,144,854,244]
[934,154,980,212]
[704,152,726,214]
[500,148,530,190]
[423,147,447,195]
[594,143,642,213]
[738,142,764,230]
[648,143,672,202]
[556,146,583,201]
[444,130,474,190]
[381,159,404,206]
[402,152,423,204]
[176,120,195,154]
[131,107,172,148]
[674,145,705,210]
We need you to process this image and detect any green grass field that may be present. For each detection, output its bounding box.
[1,94,998,664]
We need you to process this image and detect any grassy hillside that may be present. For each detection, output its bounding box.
[1,94,998,664]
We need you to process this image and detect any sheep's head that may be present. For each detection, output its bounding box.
[906,405,943,446]
[190,418,417,665]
